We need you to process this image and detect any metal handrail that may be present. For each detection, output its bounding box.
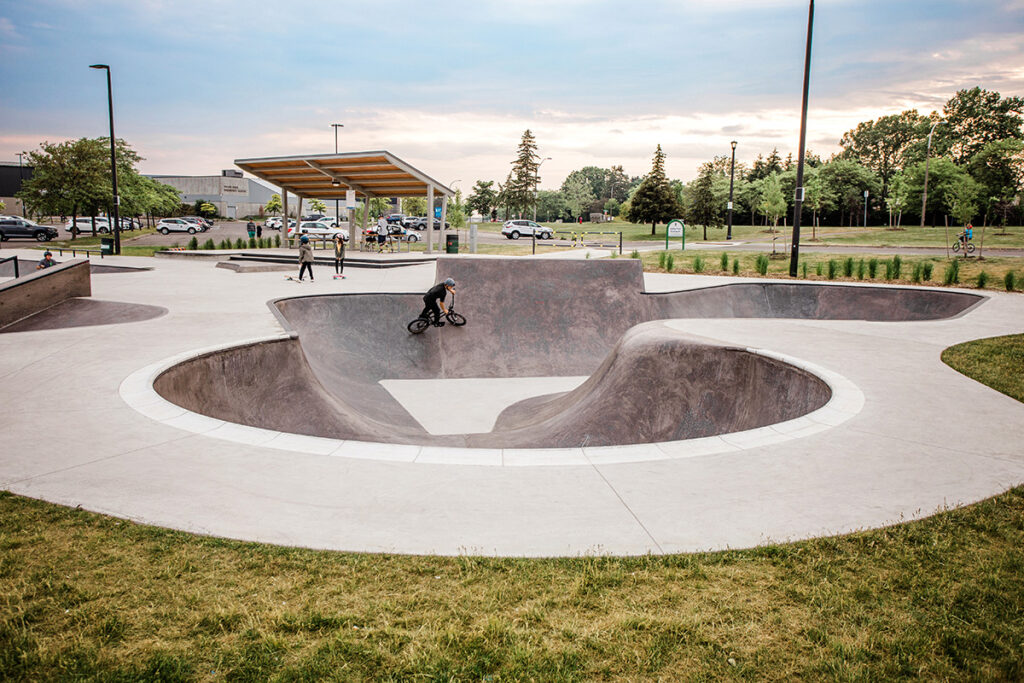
[0,255,19,279]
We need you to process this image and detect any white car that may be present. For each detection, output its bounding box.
[288,222,349,241]
[265,217,295,230]
[502,220,553,239]
[157,218,200,234]
[65,217,111,234]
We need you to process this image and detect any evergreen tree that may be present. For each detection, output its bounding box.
[687,162,722,239]
[507,129,540,217]
[625,145,682,235]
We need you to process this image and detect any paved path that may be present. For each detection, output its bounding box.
[1,247,1023,556]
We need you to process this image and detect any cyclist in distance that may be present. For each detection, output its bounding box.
[420,277,455,326]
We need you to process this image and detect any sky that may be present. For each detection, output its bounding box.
[2,0,1023,190]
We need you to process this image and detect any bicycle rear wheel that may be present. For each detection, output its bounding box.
[966,243,976,254]
[952,241,961,252]
[446,311,467,327]
[407,317,430,335]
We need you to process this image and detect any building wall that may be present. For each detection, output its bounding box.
[147,175,278,218]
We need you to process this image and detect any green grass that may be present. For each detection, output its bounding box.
[638,249,1023,291]
[942,334,1024,403]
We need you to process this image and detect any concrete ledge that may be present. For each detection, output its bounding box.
[216,261,294,273]
[0,258,90,328]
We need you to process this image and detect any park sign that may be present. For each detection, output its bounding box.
[666,219,685,250]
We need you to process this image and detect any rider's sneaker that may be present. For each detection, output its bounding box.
[433,320,445,327]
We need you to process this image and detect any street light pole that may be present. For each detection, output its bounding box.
[920,120,940,229]
[788,0,814,278]
[863,189,869,228]
[534,157,551,222]
[727,141,737,240]
[90,64,120,255]
[331,123,343,224]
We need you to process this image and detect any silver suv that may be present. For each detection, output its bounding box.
[501,220,553,239]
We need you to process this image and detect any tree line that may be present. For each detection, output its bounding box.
[468,87,1024,234]
[16,138,184,238]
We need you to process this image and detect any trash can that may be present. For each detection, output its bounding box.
[100,238,114,255]
[445,233,459,254]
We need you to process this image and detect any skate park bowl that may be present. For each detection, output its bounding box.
[149,258,984,452]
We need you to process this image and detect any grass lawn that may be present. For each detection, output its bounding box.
[4,338,1024,679]
[628,249,1024,292]
[942,334,1024,402]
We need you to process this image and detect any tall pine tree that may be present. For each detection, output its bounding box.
[626,145,682,234]
[507,129,540,217]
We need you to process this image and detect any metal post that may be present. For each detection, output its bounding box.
[920,121,939,229]
[426,185,434,254]
[90,65,120,255]
[788,0,814,277]
[863,189,869,227]
[332,123,343,224]
[727,141,737,240]
[282,189,288,248]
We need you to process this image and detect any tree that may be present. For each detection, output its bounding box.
[265,194,282,215]
[606,165,631,202]
[536,190,568,222]
[967,139,1024,227]
[948,177,980,227]
[467,180,497,218]
[507,129,540,216]
[749,148,783,181]
[625,145,682,235]
[448,189,466,229]
[686,162,722,239]
[802,167,836,234]
[817,159,880,226]
[369,197,391,217]
[562,174,594,219]
[758,173,787,229]
[940,87,1024,165]
[839,110,930,198]
[562,167,607,203]
[17,138,108,237]
[891,157,971,225]
[401,197,426,217]
[308,198,326,214]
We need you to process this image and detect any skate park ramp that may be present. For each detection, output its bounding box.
[1,298,167,333]
[152,257,984,449]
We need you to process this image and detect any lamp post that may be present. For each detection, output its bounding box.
[920,120,940,229]
[788,0,814,278]
[331,123,343,224]
[89,64,120,255]
[727,141,737,240]
[533,157,551,222]
[863,189,869,227]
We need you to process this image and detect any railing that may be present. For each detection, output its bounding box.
[55,247,104,258]
[0,255,19,279]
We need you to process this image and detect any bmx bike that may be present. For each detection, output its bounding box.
[407,298,466,335]
[951,238,976,254]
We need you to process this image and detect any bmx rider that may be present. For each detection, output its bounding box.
[420,278,455,326]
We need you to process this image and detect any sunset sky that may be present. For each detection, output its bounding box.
[2,0,1022,188]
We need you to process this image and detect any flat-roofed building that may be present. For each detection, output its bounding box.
[146,170,277,219]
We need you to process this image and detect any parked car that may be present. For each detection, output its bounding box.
[405,216,451,231]
[502,219,553,239]
[65,217,111,234]
[386,214,406,225]
[0,217,58,242]
[157,218,200,234]
[317,216,339,227]
[182,216,211,231]
[265,217,295,230]
[288,222,349,241]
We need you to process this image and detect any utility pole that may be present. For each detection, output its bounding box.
[727,141,737,240]
[788,0,814,277]
[331,123,343,224]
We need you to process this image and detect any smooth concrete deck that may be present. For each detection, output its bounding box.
[1,246,1023,556]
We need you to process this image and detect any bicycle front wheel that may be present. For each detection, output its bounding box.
[407,317,430,335]
[952,241,960,252]
[446,311,467,327]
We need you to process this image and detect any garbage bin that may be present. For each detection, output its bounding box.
[100,238,114,255]
[445,233,459,254]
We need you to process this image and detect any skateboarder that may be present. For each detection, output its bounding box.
[333,233,346,279]
[297,235,314,281]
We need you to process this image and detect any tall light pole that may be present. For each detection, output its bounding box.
[788,0,814,278]
[727,141,737,240]
[331,123,343,224]
[90,64,120,255]
[534,157,551,222]
[863,189,869,227]
[920,120,940,229]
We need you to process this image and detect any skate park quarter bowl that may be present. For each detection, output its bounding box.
[146,258,984,457]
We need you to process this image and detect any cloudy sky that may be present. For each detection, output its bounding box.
[2,0,1022,189]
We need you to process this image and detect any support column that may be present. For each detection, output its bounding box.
[361,196,370,249]
[426,186,434,254]
[281,189,288,248]
[440,194,449,253]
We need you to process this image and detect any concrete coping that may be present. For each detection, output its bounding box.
[118,333,864,466]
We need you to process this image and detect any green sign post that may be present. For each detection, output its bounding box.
[666,219,685,250]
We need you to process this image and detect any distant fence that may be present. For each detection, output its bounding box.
[533,230,623,255]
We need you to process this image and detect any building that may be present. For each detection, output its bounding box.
[0,162,32,216]
[146,170,277,219]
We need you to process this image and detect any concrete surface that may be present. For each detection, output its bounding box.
[0,246,1022,557]
[0,259,90,328]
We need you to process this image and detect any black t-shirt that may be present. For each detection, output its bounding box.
[424,282,448,303]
